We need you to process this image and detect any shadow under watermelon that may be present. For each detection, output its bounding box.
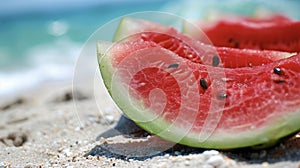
[84,115,300,163]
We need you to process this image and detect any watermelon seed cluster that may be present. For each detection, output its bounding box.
[212,56,228,99]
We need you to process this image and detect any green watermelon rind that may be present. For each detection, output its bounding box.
[113,17,143,42]
[97,42,300,149]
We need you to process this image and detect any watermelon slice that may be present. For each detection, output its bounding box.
[114,18,294,68]
[183,14,300,52]
[97,18,300,149]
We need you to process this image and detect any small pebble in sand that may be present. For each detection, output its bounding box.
[128,159,134,162]
[74,126,82,131]
[61,148,73,157]
[174,151,181,156]
[104,115,115,124]
[203,150,219,156]
[262,162,269,167]
[184,160,190,166]
[164,154,170,157]
[206,155,224,166]
[203,150,220,160]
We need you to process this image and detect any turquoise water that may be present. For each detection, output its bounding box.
[164,0,300,20]
[0,1,173,70]
[0,0,299,96]
[0,0,174,96]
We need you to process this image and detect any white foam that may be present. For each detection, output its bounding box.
[47,20,69,37]
[0,38,82,97]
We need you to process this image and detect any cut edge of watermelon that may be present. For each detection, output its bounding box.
[113,17,179,42]
[97,41,116,93]
[115,17,297,69]
[113,17,156,42]
[113,18,132,42]
[97,41,300,149]
[182,17,300,53]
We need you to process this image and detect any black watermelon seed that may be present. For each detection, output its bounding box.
[168,63,179,68]
[217,93,227,99]
[273,67,282,75]
[228,38,233,43]
[274,79,285,84]
[200,78,208,90]
[212,56,220,67]
[234,41,240,48]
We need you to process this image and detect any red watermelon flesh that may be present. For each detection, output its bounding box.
[183,15,300,52]
[98,39,300,149]
[97,18,300,149]
[135,46,300,130]
[114,18,293,68]
[205,14,292,25]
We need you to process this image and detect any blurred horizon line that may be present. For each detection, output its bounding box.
[0,0,172,18]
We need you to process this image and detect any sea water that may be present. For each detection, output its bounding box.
[0,0,299,97]
[0,0,174,97]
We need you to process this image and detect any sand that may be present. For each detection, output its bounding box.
[0,79,300,168]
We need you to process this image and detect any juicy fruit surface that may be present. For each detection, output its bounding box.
[104,41,300,130]
[139,32,203,64]
[185,15,300,52]
[98,17,300,149]
[137,32,293,68]
[116,18,293,68]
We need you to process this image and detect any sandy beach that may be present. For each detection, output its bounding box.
[0,75,299,168]
[1,0,300,167]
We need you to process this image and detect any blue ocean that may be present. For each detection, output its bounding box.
[0,0,299,97]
